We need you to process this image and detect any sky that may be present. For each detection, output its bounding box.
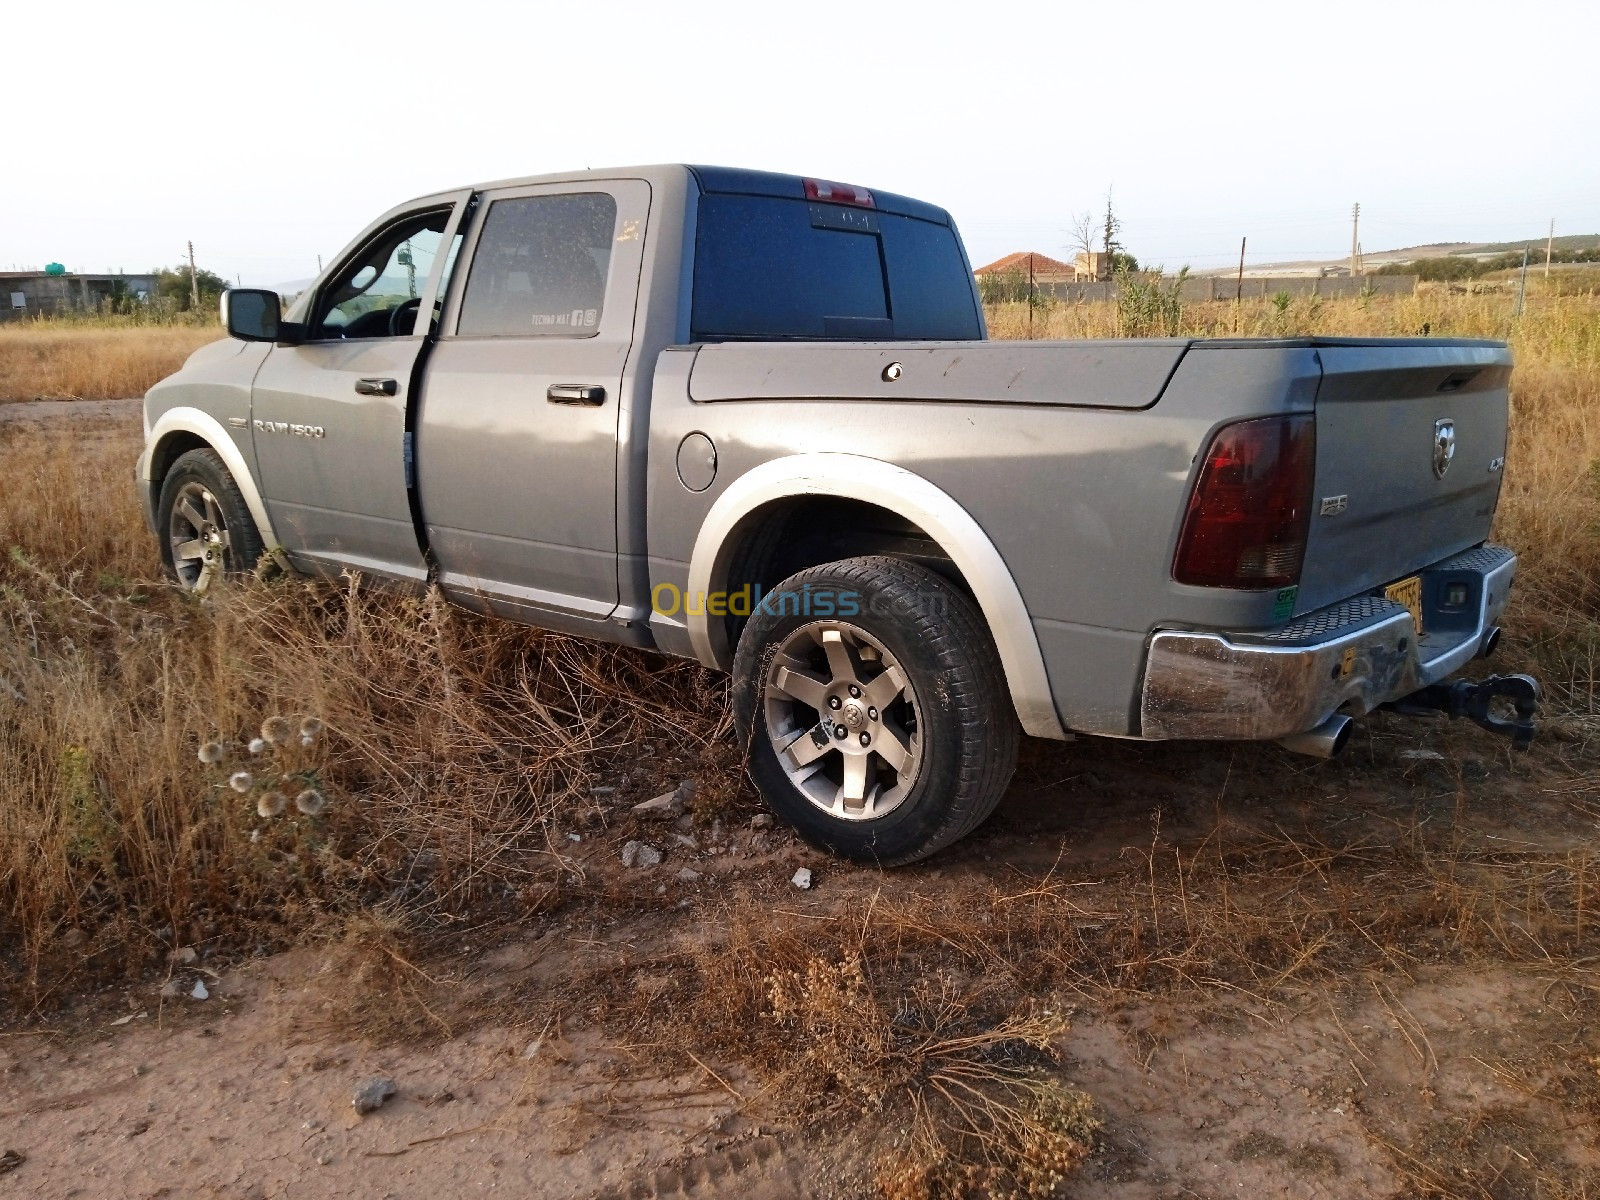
[4,0,1596,287]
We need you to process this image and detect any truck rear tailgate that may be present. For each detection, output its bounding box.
[1297,340,1511,613]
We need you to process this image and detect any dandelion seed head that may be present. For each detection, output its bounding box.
[299,717,324,738]
[299,734,315,748]
[294,789,326,816]
[248,738,266,755]
[228,771,254,794]
[261,716,292,745]
[198,742,225,765]
[257,791,287,818]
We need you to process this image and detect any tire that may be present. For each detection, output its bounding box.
[731,555,1019,865]
[156,448,265,591]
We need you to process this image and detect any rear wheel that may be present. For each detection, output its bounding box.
[731,556,1019,865]
[157,448,264,592]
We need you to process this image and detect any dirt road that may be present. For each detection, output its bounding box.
[0,397,141,425]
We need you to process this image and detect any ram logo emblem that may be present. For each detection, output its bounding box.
[1432,418,1455,479]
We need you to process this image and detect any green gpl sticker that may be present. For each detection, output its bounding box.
[1273,586,1298,619]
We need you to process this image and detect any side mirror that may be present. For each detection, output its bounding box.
[222,288,282,342]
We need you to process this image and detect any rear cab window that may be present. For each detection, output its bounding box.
[689,168,983,342]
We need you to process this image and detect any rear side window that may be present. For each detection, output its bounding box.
[691,194,980,341]
[457,193,618,337]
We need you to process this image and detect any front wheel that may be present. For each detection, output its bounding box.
[731,556,1019,865]
[156,448,265,591]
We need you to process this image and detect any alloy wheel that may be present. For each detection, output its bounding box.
[762,621,922,820]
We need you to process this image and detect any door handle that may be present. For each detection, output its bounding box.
[355,377,398,397]
[547,384,606,406]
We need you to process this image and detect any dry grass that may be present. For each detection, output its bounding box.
[0,418,722,1004]
[576,766,1598,1194]
[3,290,1599,1193]
[0,324,223,403]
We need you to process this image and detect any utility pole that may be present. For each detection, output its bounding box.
[1234,236,1246,334]
[1026,253,1035,340]
[317,254,323,273]
[1515,247,1530,317]
[187,240,200,308]
[1350,203,1361,277]
[1545,218,1555,278]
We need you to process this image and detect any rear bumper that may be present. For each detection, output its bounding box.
[1139,544,1516,741]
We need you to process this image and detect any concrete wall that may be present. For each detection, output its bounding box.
[2,274,160,319]
[1032,274,1417,304]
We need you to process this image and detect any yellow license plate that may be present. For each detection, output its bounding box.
[1385,575,1424,634]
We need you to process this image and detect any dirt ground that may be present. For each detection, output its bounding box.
[5,722,1598,1199]
[2,402,1597,1199]
[0,397,141,426]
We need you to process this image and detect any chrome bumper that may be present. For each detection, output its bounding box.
[1139,545,1516,741]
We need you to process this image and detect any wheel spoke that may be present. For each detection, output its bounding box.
[840,753,869,808]
[779,723,834,769]
[202,493,222,529]
[772,663,829,711]
[874,723,913,772]
[817,627,859,686]
[174,538,207,562]
[177,498,206,531]
[862,664,907,712]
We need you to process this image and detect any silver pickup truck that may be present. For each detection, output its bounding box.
[139,164,1539,864]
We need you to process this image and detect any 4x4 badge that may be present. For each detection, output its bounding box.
[1433,418,1456,479]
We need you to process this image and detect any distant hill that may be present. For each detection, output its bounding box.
[1450,233,1600,256]
[1197,233,1600,277]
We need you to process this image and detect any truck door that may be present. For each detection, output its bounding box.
[415,179,650,630]
[249,194,471,583]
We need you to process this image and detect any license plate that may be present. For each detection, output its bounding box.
[1385,575,1424,634]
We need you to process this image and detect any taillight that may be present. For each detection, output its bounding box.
[1173,414,1315,589]
[803,178,875,208]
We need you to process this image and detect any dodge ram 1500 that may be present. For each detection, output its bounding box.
[139,164,1539,863]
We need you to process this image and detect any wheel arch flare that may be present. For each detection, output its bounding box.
[685,453,1065,740]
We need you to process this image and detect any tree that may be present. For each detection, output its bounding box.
[1069,210,1099,274]
[154,264,231,310]
[1069,190,1130,280]
[1101,190,1124,264]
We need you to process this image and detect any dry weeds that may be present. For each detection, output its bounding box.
[0,325,222,403]
[2,289,1598,1195]
[0,417,721,1004]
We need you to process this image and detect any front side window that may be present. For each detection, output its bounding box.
[456,193,618,337]
[314,210,450,339]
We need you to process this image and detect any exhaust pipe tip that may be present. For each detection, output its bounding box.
[1277,714,1353,760]
[1479,626,1502,659]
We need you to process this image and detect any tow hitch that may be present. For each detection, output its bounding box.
[1386,674,1542,750]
